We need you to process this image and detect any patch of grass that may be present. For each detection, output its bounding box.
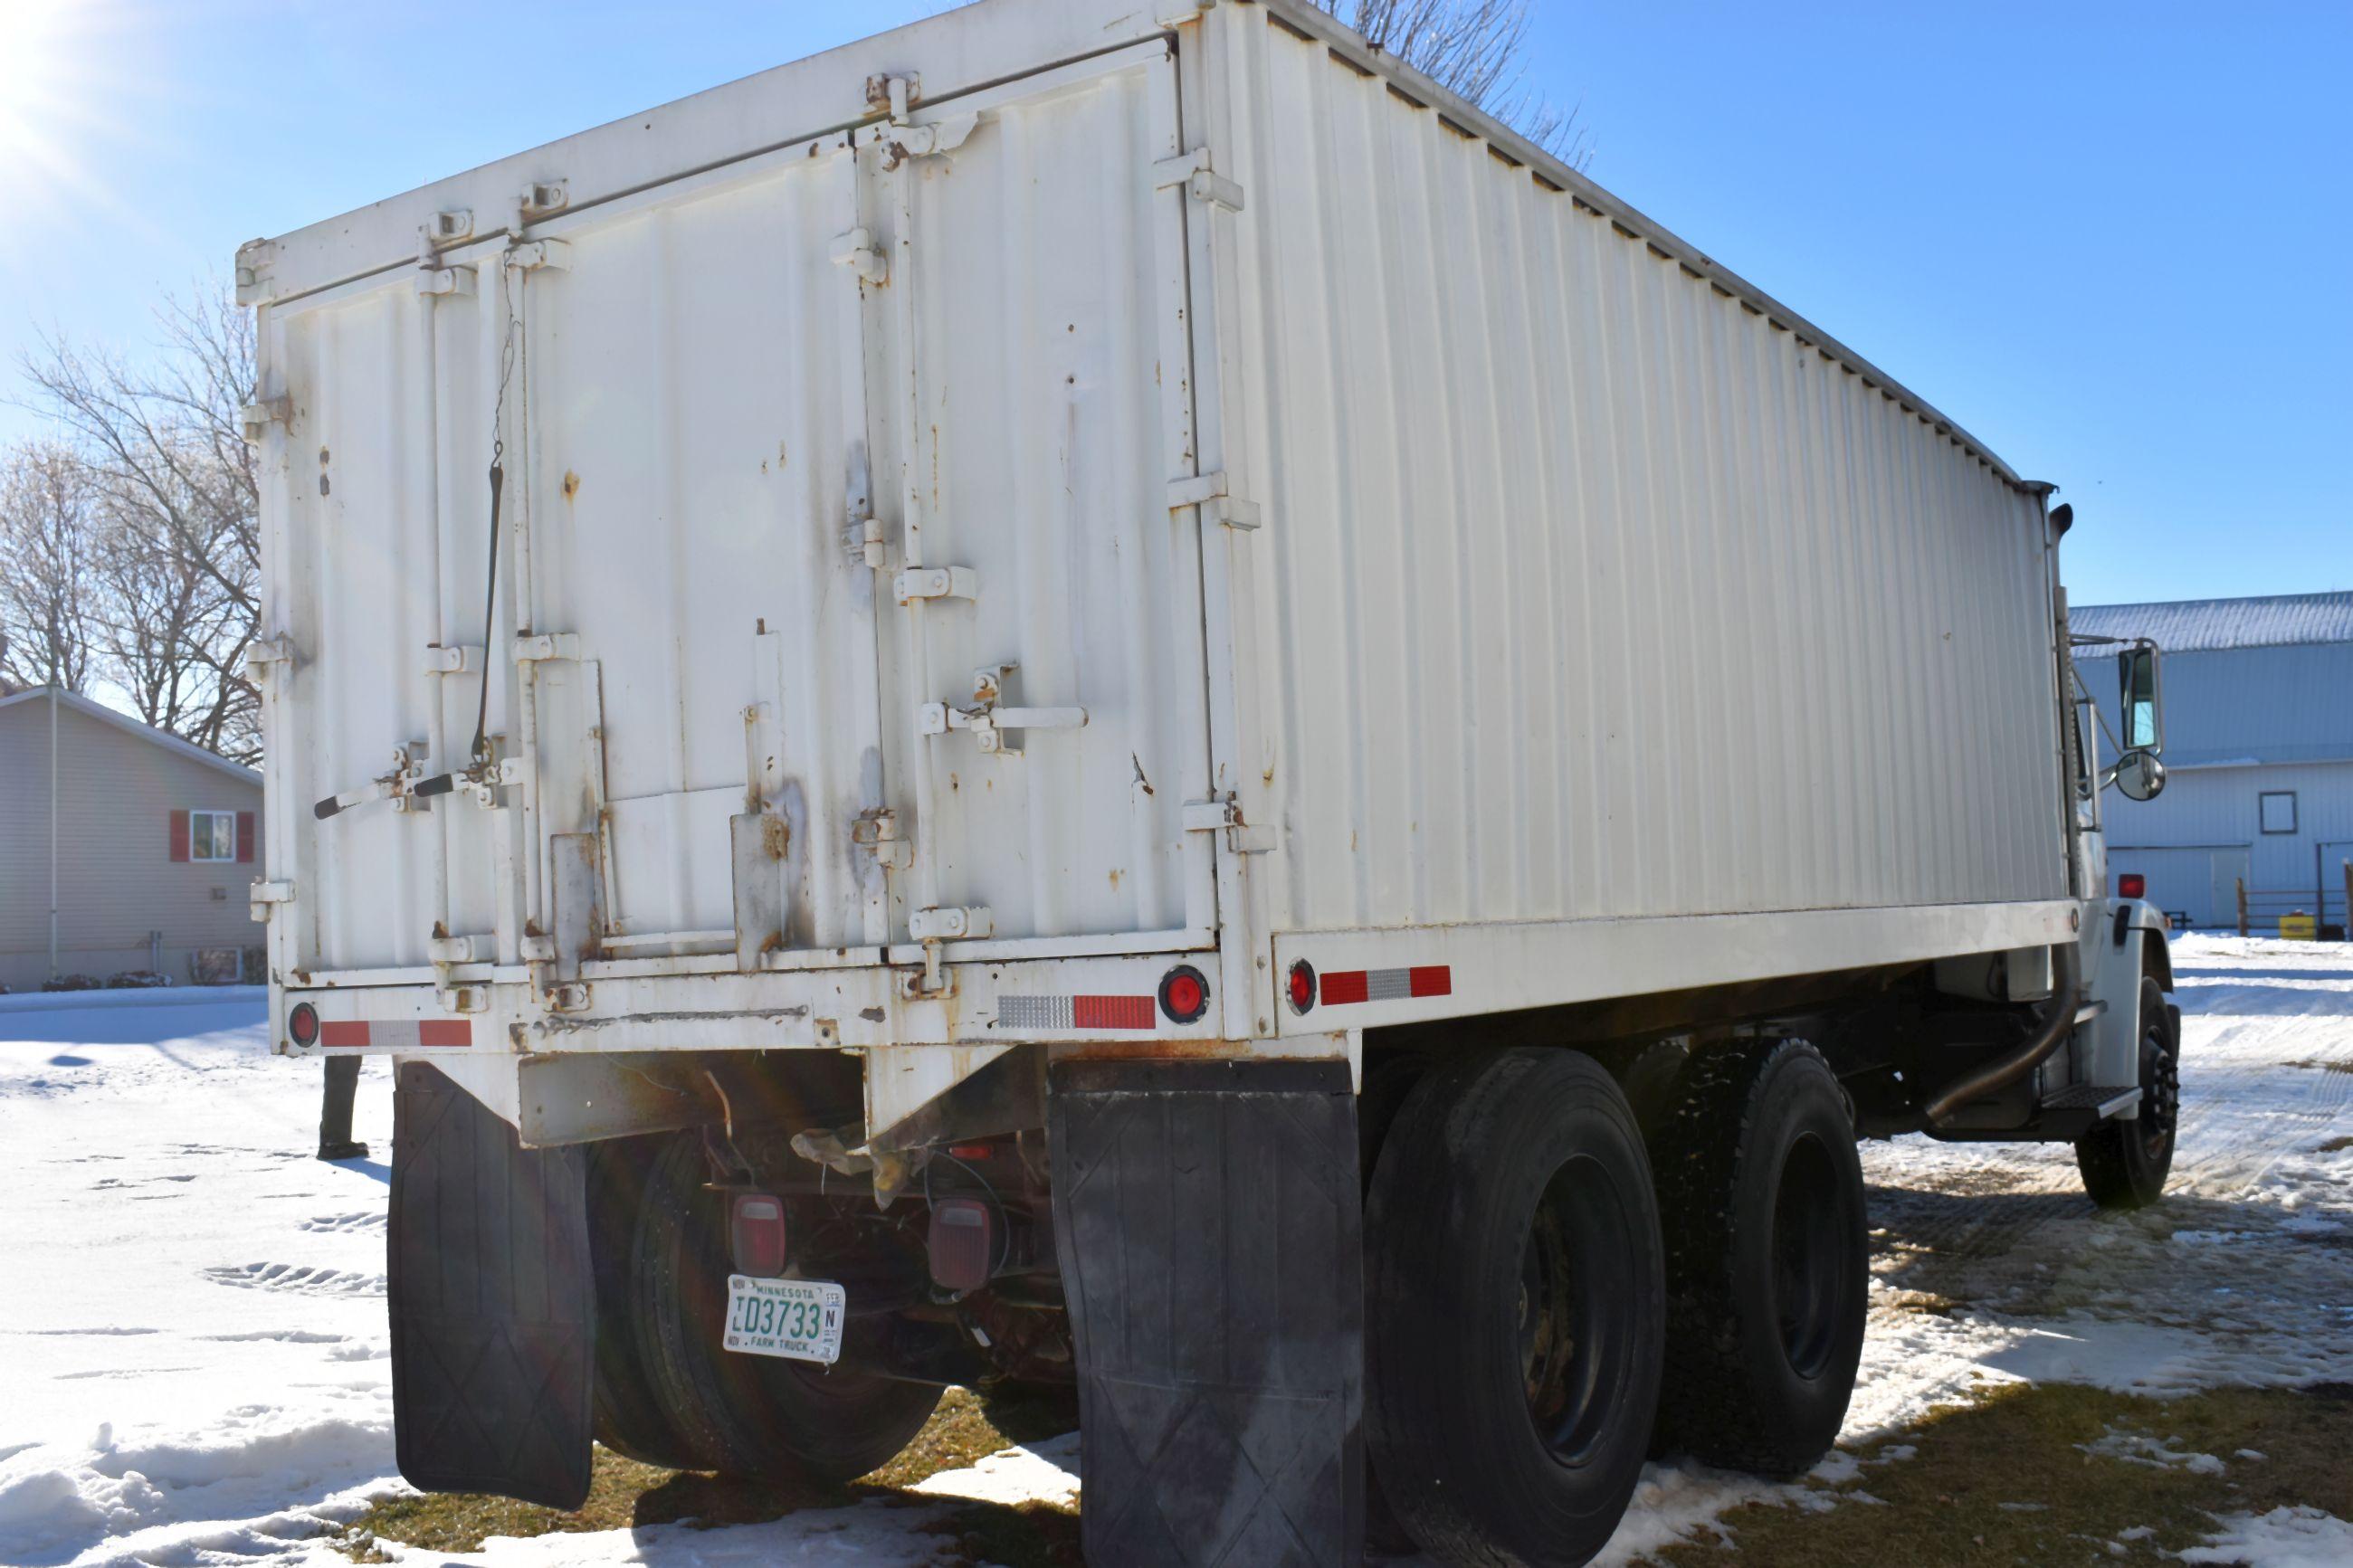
[1647,1382,2353,1567]
[2291,1058,2353,1076]
[338,1383,1081,1559]
[2316,1135,2353,1154]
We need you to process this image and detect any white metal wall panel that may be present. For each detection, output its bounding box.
[262,280,491,974]
[517,160,887,949]
[2107,760,2353,910]
[253,20,1213,983]
[1207,8,2069,936]
[869,50,1214,948]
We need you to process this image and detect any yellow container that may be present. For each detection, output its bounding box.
[2280,912,2318,941]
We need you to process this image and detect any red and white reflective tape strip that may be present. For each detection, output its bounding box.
[318,1019,472,1049]
[1319,965,1451,1007]
[996,994,1157,1031]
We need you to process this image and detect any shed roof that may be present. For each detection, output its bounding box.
[0,688,262,787]
[2071,592,2353,655]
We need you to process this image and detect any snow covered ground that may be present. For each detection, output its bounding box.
[1,935,2347,1567]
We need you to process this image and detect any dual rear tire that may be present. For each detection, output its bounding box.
[1366,1043,1867,1565]
[587,1132,939,1480]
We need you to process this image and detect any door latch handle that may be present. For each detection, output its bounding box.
[917,664,1087,755]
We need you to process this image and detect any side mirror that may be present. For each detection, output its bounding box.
[2115,748,2167,803]
[2119,644,2163,755]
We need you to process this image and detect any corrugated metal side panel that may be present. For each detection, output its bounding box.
[2077,642,2353,767]
[1213,13,2067,934]
[2070,592,2353,654]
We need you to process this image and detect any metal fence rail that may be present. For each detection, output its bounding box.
[2236,862,2353,938]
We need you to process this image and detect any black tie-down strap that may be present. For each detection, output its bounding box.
[389,1061,595,1509]
[1050,1059,1364,1566]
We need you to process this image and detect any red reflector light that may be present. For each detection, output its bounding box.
[729,1193,789,1278]
[287,1003,319,1048]
[1072,994,1156,1031]
[2119,873,2146,899]
[929,1196,995,1293]
[948,1143,997,1161]
[1158,965,1210,1024]
[1287,960,1318,1014]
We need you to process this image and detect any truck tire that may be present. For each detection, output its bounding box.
[586,1137,702,1470]
[1649,1041,1866,1478]
[626,1131,939,1479]
[2075,974,2178,1211]
[1366,1049,1664,1567]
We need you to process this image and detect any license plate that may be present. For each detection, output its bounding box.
[723,1275,847,1365]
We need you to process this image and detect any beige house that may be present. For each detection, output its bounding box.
[0,688,263,992]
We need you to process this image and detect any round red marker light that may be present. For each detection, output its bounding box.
[1287,960,1318,1015]
[288,1002,319,1048]
[1158,965,1210,1024]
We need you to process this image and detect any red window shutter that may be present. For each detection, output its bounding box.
[169,809,191,863]
[237,812,257,863]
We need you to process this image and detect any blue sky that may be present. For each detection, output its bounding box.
[5,0,2343,605]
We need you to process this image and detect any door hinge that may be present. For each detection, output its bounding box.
[1184,797,1276,854]
[507,238,571,273]
[428,933,489,964]
[910,906,993,941]
[1167,470,1261,530]
[1152,147,1244,213]
[831,226,889,284]
[894,565,977,603]
[918,664,1087,755]
[234,240,278,306]
[249,880,294,922]
[852,808,913,870]
[843,513,886,569]
[240,398,291,444]
[875,114,978,166]
[244,636,294,684]
[414,265,477,299]
[424,643,483,676]
[513,632,582,663]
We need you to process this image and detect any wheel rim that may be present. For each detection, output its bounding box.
[1769,1134,1845,1380]
[2139,1010,2179,1160]
[1519,1156,1636,1467]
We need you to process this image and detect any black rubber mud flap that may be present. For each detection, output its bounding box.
[390,1061,595,1509]
[1050,1060,1363,1566]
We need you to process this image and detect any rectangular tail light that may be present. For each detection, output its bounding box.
[729,1193,789,1278]
[2119,873,2146,899]
[928,1197,995,1293]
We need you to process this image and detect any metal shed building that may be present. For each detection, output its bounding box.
[0,688,265,991]
[2073,592,2353,933]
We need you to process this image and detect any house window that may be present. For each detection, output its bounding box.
[191,810,238,862]
[2258,791,2298,835]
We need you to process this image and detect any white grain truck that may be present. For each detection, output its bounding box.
[238,2,2180,1562]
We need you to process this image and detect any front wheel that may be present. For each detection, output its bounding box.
[2075,974,2179,1211]
[1366,1049,1665,1568]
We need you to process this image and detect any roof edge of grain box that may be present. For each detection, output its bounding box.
[245,0,2072,1071]
[240,0,2024,487]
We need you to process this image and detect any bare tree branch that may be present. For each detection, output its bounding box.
[6,284,262,761]
[1322,0,1592,169]
[0,443,100,694]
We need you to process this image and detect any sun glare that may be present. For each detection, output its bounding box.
[0,0,139,227]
